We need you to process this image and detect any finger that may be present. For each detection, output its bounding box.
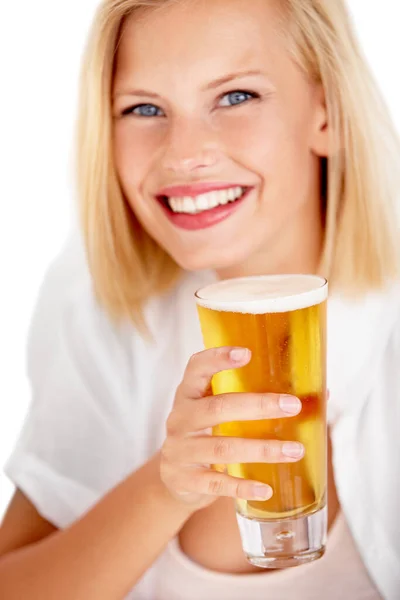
[167,436,305,465]
[178,392,301,432]
[180,347,251,400]
[182,468,273,501]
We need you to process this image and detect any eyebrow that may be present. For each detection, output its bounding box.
[113,69,267,100]
[204,69,267,90]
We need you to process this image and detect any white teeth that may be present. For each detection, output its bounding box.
[182,197,193,214]
[169,198,178,212]
[227,188,235,201]
[167,186,246,214]
[209,192,219,209]
[197,195,209,211]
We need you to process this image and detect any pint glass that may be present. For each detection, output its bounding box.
[195,274,328,568]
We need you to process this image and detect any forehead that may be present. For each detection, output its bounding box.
[115,0,286,82]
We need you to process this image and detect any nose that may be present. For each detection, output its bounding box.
[161,116,222,176]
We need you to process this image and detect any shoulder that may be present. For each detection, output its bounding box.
[330,284,400,598]
[27,237,211,388]
[375,282,400,379]
[327,283,400,415]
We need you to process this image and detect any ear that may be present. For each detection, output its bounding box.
[310,84,330,157]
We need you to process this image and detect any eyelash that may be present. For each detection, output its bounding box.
[121,89,261,118]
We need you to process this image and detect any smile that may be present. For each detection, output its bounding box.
[164,186,246,214]
[156,185,253,231]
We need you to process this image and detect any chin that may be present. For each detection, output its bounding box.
[168,244,251,274]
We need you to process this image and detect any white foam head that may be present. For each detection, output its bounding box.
[195,275,328,314]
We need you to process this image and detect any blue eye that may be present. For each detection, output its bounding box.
[122,103,164,117]
[219,90,258,108]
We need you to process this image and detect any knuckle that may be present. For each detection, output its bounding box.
[165,411,180,437]
[165,470,183,492]
[186,353,211,392]
[210,347,225,360]
[260,440,274,460]
[207,477,225,496]
[235,480,248,498]
[161,438,176,463]
[213,438,233,460]
[187,352,201,369]
[159,459,175,485]
[174,382,184,401]
[258,394,272,415]
[210,347,232,363]
[206,394,226,417]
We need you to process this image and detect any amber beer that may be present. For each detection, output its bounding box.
[196,274,328,568]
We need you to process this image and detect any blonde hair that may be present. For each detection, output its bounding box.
[76,0,400,328]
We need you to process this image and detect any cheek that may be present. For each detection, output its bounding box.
[113,122,164,202]
[220,110,314,196]
[221,111,307,175]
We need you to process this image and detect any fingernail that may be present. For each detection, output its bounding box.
[252,484,273,501]
[279,395,301,415]
[229,348,250,363]
[282,442,304,459]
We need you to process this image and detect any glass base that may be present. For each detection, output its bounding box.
[237,505,327,569]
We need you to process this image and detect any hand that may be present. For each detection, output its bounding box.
[160,346,304,511]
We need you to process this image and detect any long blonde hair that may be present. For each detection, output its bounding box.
[76,0,400,328]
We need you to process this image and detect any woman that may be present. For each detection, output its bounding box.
[1,0,399,598]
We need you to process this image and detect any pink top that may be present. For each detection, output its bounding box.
[154,512,381,599]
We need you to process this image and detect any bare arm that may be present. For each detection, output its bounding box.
[0,347,302,599]
[0,490,57,555]
[0,453,192,600]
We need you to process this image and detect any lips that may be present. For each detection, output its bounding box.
[157,182,247,198]
[156,185,253,231]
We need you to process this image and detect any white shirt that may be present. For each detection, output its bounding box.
[158,512,381,599]
[5,235,400,600]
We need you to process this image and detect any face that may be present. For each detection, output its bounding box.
[112,0,329,276]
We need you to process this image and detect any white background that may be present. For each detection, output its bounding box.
[1,0,400,520]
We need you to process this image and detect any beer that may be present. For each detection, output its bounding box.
[196,275,328,567]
